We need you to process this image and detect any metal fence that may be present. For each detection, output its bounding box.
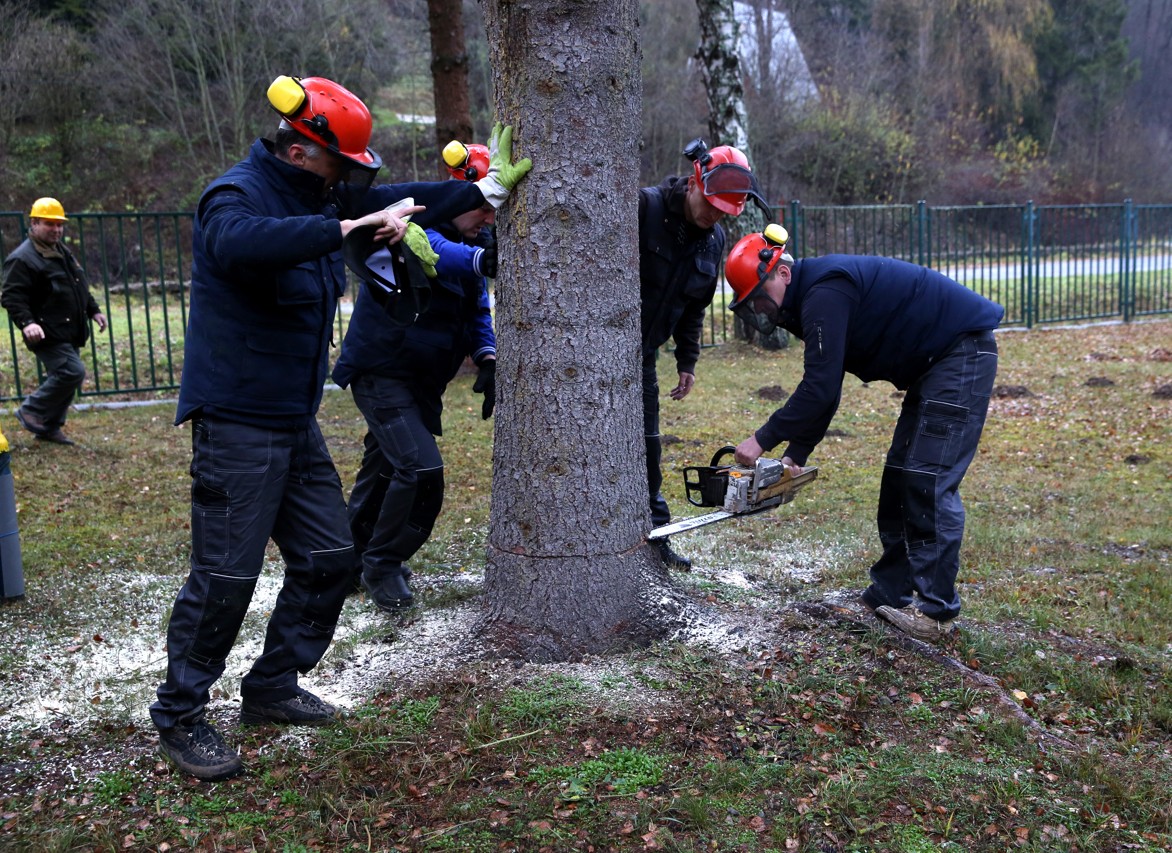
[779,200,1172,327]
[3,202,1170,403]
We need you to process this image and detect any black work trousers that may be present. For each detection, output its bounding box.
[867,331,999,621]
[642,352,672,527]
[20,342,85,431]
[150,416,353,730]
[347,374,445,584]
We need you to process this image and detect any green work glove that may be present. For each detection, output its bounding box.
[476,122,533,209]
[402,222,439,278]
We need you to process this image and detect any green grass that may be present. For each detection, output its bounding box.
[0,319,1169,851]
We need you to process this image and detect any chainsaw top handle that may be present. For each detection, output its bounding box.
[709,445,737,467]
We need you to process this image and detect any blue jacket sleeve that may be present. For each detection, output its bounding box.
[425,228,496,363]
[427,228,485,280]
[364,181,487,230]
[198,188,341,270]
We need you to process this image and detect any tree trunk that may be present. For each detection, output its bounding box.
[477,0,693,662]
[427,0,474,178]
[695,0,788,349]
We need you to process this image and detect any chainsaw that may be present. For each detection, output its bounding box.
[648,445,818,540]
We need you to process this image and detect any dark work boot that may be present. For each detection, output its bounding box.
[654,538,692,571]
[361,568,415,611]
[240,686,340,726]
[157,719,243,782]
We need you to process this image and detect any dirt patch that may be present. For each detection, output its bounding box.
[993,384,1035,398]
[1084,376,1115,387]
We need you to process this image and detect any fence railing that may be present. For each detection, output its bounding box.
[3,202,1170,403]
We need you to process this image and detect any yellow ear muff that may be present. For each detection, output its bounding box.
[442,140,470,170]
[267,75,307,118]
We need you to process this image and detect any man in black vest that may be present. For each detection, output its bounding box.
[150,75,530,782]
[638,139,765,570]
[2,197,107,446]
[726,227,1003,642]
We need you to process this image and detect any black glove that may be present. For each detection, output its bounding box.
[472,359,496,420]
[477,228,498,279]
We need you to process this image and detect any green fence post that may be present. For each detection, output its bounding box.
[789,199,802,256]
[916,200,929,267]
[1121,199,1134,323]
[1024,201,1036,328]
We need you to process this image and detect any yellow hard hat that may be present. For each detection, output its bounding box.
[29,197,67,221]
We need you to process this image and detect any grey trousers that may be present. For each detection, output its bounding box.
[21,343,85,431]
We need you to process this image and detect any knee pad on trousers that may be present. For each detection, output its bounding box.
[386,469,444,563]
[187,574,257,668]
[412,468,444,529]
[302,546,354,637]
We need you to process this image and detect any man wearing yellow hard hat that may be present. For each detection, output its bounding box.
[1,198,107,446]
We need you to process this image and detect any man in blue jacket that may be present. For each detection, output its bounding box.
[726,226,1003,642]
[150,76,529,782]
[334,142,499,612]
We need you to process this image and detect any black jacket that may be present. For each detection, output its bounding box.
[1,239,100,351]
[637,176,725,375]
[332,221,496,435]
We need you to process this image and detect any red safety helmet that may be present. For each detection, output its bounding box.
[692,144,759,215]
[726,224,792,304]
[267,75,382,177]
[442,140,490,181]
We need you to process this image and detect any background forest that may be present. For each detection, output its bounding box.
[1,0,1170,215]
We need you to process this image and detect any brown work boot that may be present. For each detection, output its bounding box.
[36,429,75,446]
[15,408,48,436]
[876,606,956,642]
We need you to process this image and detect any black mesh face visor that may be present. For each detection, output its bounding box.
[731,288,781,336]
[342,165,377,192]
[698,163,769,212]
[699,162,756,195]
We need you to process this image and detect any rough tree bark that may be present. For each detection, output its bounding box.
[695,0,788,349]
[427,0,474,178]
[477,0,694,662]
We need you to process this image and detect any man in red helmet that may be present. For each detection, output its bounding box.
[638,138,766,570]
[725,226,1003,643]
[333,137,501,612]
[150,75,531,782]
